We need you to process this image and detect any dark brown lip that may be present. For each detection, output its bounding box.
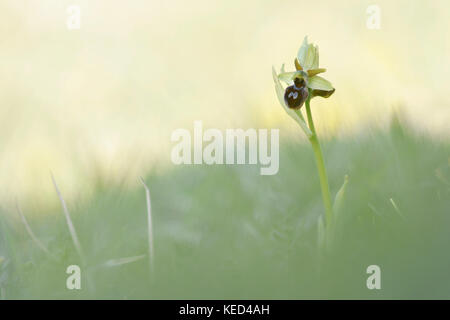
[284,81,309,109]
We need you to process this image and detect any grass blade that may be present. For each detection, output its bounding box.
[140,177,154,275]
[390,198,405,219]
[16,202,56,260]
[103,254,146,267]
[51,174,86,266]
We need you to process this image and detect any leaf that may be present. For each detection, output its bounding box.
[272,66,312,137]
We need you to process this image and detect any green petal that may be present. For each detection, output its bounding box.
[294,58,302,71]
[307,68,326,77]
[272,66,312,137]
[277,71,300,84]
[297,36,319,71]
[297,37,309,68]
[311,45,319,69]
[277,70,308,85]
[302,44,317,71]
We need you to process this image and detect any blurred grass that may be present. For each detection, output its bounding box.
[0,0,449,300]
[0,118,449,299]
[1,0,450,206]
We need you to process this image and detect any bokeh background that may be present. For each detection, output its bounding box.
[0,0,450,299]
[1,0,449,208]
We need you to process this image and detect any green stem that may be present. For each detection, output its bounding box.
[305,97,333,226]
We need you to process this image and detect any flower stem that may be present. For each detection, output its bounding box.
[305,97,333,226]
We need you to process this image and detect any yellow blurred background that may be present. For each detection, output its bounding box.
[0,0,449,209]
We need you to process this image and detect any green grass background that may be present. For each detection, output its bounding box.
[1,117,449,299]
